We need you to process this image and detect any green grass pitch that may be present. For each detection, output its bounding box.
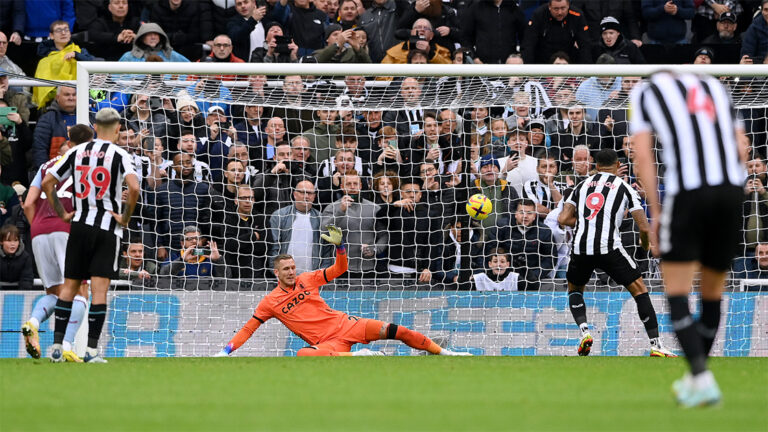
[1,357,766,431]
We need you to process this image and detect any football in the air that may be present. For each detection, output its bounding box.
[466,194,492,220]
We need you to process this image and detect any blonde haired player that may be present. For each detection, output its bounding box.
[215,226,471,357]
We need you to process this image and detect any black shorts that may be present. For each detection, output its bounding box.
[660,186,743,271]
[64,222,120,280]
[567,249,642,287]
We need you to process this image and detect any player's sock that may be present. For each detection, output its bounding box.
[668,295,707,375]
[698,298,721,357]
[87,304,107,349]
[53,299,73,345]
[568,291,588,334]
[394,326,442,354]
[633,292,660,340]
[31,294,58,326]
[63,295,87,351]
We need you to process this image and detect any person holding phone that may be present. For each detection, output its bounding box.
[159,225,228,278]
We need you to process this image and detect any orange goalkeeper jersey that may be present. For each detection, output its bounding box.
[252,252,349,345]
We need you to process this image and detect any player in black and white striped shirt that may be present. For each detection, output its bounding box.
[41,108,140,364]
[558,149,675,358]
[632,71,748,407]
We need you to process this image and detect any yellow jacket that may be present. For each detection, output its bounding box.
[380,41,452,64]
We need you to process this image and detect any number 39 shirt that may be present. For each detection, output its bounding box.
[566,173,643,256]
[50,139,137,238]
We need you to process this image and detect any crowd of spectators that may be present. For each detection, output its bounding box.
[1,0,768,289]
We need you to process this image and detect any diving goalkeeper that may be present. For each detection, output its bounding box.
[215,226,471,357]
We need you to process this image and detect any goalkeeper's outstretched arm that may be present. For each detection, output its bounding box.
[214,316,263,357]
[321,225,348,282]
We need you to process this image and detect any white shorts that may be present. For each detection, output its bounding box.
[32,232,69,289]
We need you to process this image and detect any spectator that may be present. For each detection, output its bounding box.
[522,0,592,64]
[87,0,141,61]
[460,0,525,64]
[398,0,461,56]
[24,0,74,39]
[321,172,386,278]
[381,18,451,64]
[31,85,75,169]
[592,17,646,64]
[0,1,24,46]
[198,35,246,77]
[549,106,604,161]
[305,108,340,164]
[741,154,768,253]
[269,75,314,133]
[370,125,409,177]
[214,159,247,212]
[740,0,768,62]
[371,170,400,205]
[359,0,406,63]
[271,0,327,57]
[337,0,362,30]
[167,96,205,151]
[702,11,741,45]
[254,142,310,216]
[33,20,99,108]
[693,46,715,64]
[386,179,432,282]
[268,179,327,272]
[642,0,695,45]
[159,225,228,277]
[319,0,340,21]
[118,22,191,62]
[473,154,519,230]
[487,117,509,158]
[249,22,299,62]
[0,98,31,187]
[382,77,424,137]
[575,55,622,121]
[314,25,371,62]
[196,116,234,184]
[339,74,369,107]
[407,111,445,174]
[118,240,157,281]
[692,1,742,43]
[124,93,168,147]
[0,32,26,84]
[233,103,266,161]
[153,153,214,262]
[419,160,457,228]
[223,185,268,279]
[227,0,268,61]
[472,247,518,291]
[432,218,483,284]
[521,152,563,218]
[557,144,592,186]
[169,128,213,182]
[527,117,549,154]
[489,198,556,290]
[147,0,213,61]
[570,0,642,45]
[734,243,768,279]
[316,148,358,206]
[500,128,538,196]
[0,224,33,289]
[228,143,260,184]
[0,165,20,226]
[291,135,318,179]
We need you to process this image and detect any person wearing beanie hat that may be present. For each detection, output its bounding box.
[701,11,741,45]
[473,153,519,230]
[693,47,715,64]
[592,16,645,64]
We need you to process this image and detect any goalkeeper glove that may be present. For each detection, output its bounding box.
[213,344,233,357]
[321,225,344,247]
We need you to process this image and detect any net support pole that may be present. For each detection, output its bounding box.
[76,62,90,125]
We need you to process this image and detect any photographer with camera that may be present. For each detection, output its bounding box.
[249,22,299,63]
[381,18,450,64]
[159,224,229,278]
[313,24,371,63]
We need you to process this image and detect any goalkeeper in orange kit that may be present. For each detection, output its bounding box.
[215,226,472,357]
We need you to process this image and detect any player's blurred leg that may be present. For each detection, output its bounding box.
[567,286,592,356]
[51,279,79,362]
[60,294,87,362]
[22,292,58,359]
[698,267,727,357]
[83,277,110,363]
[625,280,677,358]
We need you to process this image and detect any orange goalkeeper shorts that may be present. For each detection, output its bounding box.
[312,317,385,353]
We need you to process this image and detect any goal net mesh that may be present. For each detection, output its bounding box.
[9,67,768,358]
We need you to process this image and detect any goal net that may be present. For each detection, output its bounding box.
[5,63,768,358]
